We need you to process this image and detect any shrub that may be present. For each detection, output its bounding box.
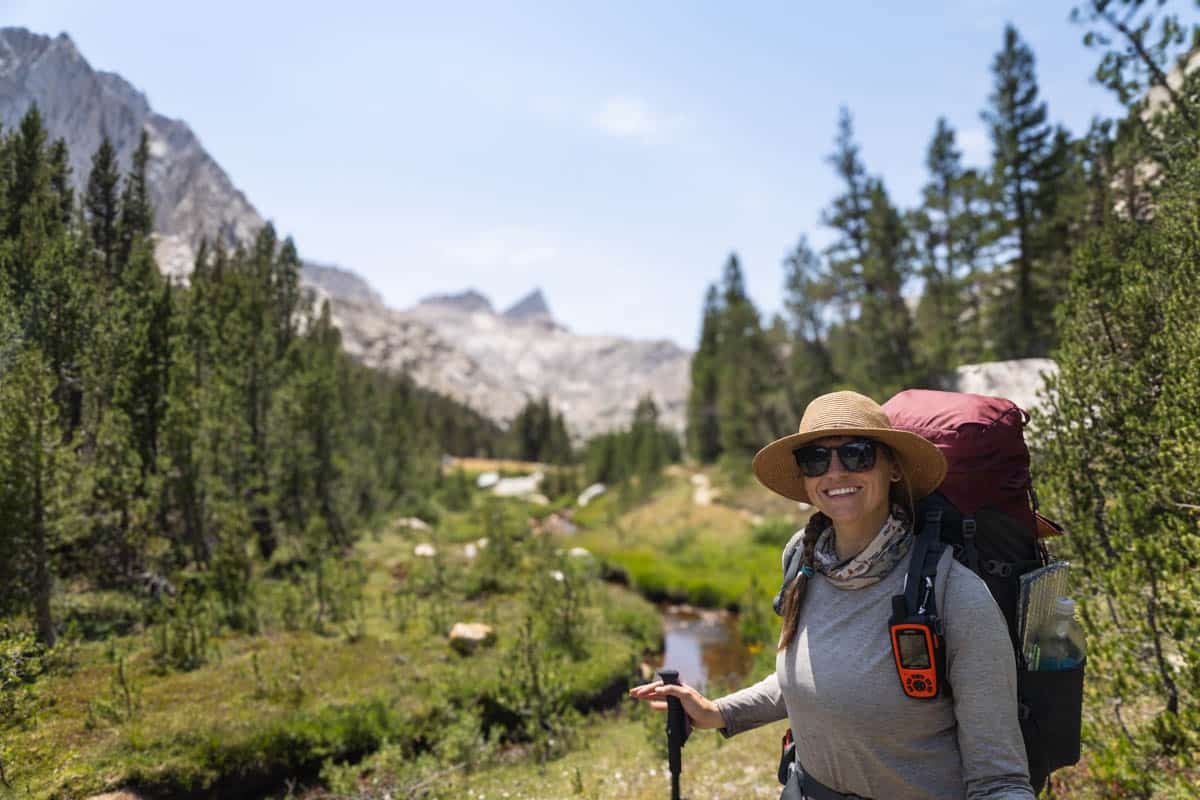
[1036,141,1200,790]
[0,631,45,728]
[751,516,799,548]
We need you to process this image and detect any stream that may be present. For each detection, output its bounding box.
[652,603,755,692]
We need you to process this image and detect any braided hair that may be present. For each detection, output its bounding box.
[777,510,829,652]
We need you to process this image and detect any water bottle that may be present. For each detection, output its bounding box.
[1032,596,1086,671]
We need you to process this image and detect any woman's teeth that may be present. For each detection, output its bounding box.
[826,487,860,497]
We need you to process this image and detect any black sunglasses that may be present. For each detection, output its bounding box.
[792,439,879,477]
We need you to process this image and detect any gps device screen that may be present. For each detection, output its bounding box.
[897,629,931,668]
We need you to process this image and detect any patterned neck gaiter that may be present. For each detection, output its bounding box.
[812,506,913,590]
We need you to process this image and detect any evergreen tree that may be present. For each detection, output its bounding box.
[781,236,837,408]
[630,394,664,487]
[116,130,153,265]
[1072,0,1199,130]
[0,344,79,645]
[271,299,348,552]
[982,25,1056,357]
[84,136,121,283]
[714,254,788,460]
[509,396,573,464]
[910,119,999,371]
[1037,141,1200,793]
[46,138,74,227]
[685,284,722,462]
[820,109,918,396]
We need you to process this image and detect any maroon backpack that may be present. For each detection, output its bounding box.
[884,389,1078,791]
[883,389,1057,635]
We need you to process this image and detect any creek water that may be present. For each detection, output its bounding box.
[653,604,755,692]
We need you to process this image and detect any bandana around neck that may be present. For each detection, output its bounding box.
[812,506,913,590]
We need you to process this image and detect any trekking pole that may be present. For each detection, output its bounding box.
[657,669,691,800]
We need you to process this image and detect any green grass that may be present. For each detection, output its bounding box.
[571,470,809,610]
[314,694,791,800]
[0,501,660,799]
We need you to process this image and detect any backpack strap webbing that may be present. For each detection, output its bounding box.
[904,507,947,617]
[903,505,952,696]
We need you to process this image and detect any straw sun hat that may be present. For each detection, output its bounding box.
[752,390,947,504]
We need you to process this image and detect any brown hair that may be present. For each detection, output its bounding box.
[777,444,915,652]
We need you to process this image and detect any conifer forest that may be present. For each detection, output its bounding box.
[1,2,1199,798]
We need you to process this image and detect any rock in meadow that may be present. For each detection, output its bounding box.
[448,622,496,655]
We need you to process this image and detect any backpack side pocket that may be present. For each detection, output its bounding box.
[1018,658,1085,792]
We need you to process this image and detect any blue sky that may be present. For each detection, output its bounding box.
[4,1,1136,348]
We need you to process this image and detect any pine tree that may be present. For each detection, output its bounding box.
[1037,142,1200,792]
[781,236,837,408]
[84,136,121,283]
[117,130,153,265]
[47,138,74,227]
[1072,0,1199,130]
[820,109,918,396]
[685,284,722,462]
[0,345,79,645]
[630,394,664,485]
[982,25,1055,358]
[910,119,999,371]
[714,254,786,461]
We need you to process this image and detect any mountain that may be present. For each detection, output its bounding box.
[303,262,385,308]
[0,27,692,438]
[502,289,554,324]
[398,291,688,436]
[418,289,494,315]
[0,28,261,279]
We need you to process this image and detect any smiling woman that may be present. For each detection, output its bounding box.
[630,391,1036,800]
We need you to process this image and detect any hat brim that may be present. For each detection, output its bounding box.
[752,428,948,504]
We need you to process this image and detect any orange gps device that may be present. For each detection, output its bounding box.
[889,622,939,699]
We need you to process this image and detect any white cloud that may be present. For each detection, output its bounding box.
[591,96,680,143]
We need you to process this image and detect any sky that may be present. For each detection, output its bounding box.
[3,1,1134,348]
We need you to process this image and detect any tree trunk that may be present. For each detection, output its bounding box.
[32,404,56,647]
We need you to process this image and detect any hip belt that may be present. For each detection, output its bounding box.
[779,742,872,800]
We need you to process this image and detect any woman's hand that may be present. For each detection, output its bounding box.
[628,679,725,730]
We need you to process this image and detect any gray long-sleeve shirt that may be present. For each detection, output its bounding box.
[715,546,1035,800]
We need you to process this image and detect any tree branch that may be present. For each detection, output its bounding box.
[1113,698,1137,745]
[1099,4,1198,130]
[1145,567,1180,716]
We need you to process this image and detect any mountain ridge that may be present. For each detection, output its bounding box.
[0,26,691,438]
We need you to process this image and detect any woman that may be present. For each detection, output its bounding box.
[630,391,1034,800]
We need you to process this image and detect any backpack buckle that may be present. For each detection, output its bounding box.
[984,559,1014,578]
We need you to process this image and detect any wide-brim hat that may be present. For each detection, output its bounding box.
[752,390,947,504]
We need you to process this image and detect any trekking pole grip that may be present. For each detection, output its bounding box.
[658,669,688,800]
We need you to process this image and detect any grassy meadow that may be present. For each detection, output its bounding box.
[0,476,661,799]
[2,461,1113,799]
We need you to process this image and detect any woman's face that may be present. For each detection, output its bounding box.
[801,436,895,527]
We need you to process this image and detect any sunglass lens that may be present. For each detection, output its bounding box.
[793,446,831,477]
[837,440,877,472]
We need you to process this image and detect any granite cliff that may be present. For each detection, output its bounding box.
[0,27,691,438]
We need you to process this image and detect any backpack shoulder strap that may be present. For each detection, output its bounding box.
[904,502,953,696]
[904,504,948,617]
[774,529,807,616]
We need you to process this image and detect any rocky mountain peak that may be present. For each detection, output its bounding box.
[502,289,553,323]
[302,263,383,308]
[0,25,265,281]
[1,26,694,439]
[418,289,494,314]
